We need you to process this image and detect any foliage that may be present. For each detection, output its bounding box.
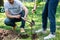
[0,2,60,40]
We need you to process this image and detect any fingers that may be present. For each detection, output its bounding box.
[15,15,21,19]
[21,17,27,21]
[32,9,35,13]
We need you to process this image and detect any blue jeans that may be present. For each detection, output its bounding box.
[4,10,25,28]
[42,0,59,34]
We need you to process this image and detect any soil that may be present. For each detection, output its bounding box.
[0,28,38,40]
[0,28,29,40]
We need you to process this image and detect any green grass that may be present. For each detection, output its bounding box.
[0,2,60,40]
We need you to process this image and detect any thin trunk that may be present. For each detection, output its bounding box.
[0,0,3,6]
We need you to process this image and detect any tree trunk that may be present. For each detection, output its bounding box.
[0,0,3,6]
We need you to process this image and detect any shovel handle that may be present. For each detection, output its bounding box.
[21,17,31,23]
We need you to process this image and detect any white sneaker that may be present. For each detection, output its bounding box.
[44,34,55,40]
[35,29,46,34]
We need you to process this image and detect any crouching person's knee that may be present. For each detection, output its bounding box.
[4,18,11,26]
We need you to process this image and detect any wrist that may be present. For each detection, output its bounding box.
[24,15,27,17]
[12,16,17,18]
[33,8,36,11]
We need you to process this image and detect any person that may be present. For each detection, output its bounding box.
[32,0,59,40]
[4,0,28,33]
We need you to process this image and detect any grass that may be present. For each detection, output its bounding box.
[0,2,60,40]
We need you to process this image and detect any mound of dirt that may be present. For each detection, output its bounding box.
[0,29,21,40]
[0,28,30,40]
[0,28,39,40]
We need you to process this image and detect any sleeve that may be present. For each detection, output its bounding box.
[17,1,24,8]
[4,2,9,12]
[35,0,42,6]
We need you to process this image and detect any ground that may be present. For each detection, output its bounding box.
[0,2,60,40]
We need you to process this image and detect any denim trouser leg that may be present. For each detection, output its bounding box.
[20,10,25,28]
[4,10,25,28]
[48,0,59,34]
[4,18,16,27]
[42,0,59,34]
[42,0,49,31]
[20,19,25,28]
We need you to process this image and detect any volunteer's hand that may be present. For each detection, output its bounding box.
[14,15,21,19]
[23,16,27,21]
[32,9,36,13]
[21,16,27,21]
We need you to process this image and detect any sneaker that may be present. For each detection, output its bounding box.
[20,28,25,33]
[35,29,46,34]
[44,33,55,40]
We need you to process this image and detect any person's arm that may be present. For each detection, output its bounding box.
[22,6,28,21]
[18,1,28,20]
[19,1,28,17]
[33,0,37,10]
[22,6,28,18]
[5,11,15,18]
[5,11,20,19]
[32,0,42,13]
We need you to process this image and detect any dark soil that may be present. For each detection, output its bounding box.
[0,28,29,40]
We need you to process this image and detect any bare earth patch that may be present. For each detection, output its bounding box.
[0,28,22,40]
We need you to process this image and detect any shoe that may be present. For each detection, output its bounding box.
[35,29,46,34]
[20,28,25,33]
[12,26,16,30]
[44,33,55,40]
